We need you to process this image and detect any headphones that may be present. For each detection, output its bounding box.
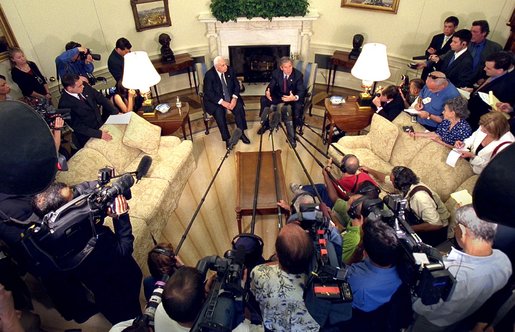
[289,190,317,215]
[391,166,407,190]
[150,247,175,258]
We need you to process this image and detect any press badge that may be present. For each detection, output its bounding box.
[422,97,432,104]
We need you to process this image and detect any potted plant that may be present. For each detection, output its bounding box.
[210,0,309,23]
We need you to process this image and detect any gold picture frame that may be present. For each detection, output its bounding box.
[0,5,19,61]
[131,0,171,32]
[341,0,400,14]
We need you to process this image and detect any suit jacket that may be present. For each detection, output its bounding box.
[471,39,503,82]
[377,94,405,122]
[58,84,118,148]
[425,33,453,57]
[203,65,242,115]
[436,50,474,88]
[267,67,306,102]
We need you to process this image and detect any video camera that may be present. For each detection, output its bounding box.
[293,203,353,327]
[363,194,455,305]
[26,96,71,128]
[191,249,246,332]
[79,48,101,62]
[21,169,135,272]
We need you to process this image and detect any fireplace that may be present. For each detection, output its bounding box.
[229,45,290,83]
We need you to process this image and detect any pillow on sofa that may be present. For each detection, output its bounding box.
[123,114,162,155]
[367,114,399,162]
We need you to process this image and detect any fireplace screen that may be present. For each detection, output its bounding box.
[229,45,290,83]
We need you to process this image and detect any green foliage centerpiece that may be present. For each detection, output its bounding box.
[210,0,309,23]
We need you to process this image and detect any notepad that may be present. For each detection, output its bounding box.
[450,189,473,206]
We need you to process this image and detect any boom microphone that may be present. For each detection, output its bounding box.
[227,128,242,151]
[260,107,271,124]
[136,155,152,182]
[269,110,281,131]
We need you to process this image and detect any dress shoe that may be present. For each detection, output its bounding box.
[257,125,269,135]
[225,140,230,149]
[240,133,250,144]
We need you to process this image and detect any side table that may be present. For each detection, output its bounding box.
[323,97,373,146]
[151,53,198,102]
[139,102,193,140]
[326,51,356,93]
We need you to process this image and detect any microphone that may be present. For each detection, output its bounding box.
[281,104,296,148]
[103,173,135,200]
[260,107,271,124]
[227,128,242,151]
[270,110,281,131]
[136,155,153,182]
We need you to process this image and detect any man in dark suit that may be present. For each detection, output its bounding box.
[107,37,132,82]
[467,51,515,130]
[469,20,503,85]
[371,85,405,122]
[203,56,250,146]
[419,16,459,80]
[431,29,474,88]
[58,74,118,149]
[258,57,306,136]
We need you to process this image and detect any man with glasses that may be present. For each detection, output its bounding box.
[410,204,511,332]
[414,71,460,131]
[58,74,118,149]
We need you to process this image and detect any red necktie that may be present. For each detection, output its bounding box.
[78,94,86,102]
[283,75,288,94]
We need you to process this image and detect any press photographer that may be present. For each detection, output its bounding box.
[55,41,100,85]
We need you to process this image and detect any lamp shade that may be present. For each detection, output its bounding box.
[351,43,390,82]
[122,51,161,93]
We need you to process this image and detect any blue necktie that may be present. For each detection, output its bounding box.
[221,74,230,102]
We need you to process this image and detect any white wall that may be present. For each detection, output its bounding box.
[0,0,512,97]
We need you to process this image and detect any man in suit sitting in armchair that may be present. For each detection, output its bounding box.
[257,56,306,142]
[58,74,118,149]
[203,56,250,147]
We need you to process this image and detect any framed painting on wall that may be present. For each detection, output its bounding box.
[0,5,18,61]
[341,0,400,14]
[131,0,171,32]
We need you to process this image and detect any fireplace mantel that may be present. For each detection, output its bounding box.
[198,11,319,62]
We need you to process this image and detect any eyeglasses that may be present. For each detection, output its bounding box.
[428,74,446,80]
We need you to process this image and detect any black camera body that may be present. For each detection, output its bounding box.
[79,48,101,62]
[28,97,71,128]
[368,194,456,305]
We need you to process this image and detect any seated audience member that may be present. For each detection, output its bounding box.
[372,85,404,121]
[419,16,459,81]
[290,155,378,208]
[251,223,319,331]
[111,80,136,113]
[415,71,460,131]
[9,47,52,102]
[258,57,306,137]
[203,55,250,147]
[32,182,142,324]
[455,112,515,174]
[428,29,475,88]
[55,41,95,83]
[144,243,183,301]
[411,205,512,332]
[361,166,450,246]
[469,20,503,84]
[400,78,425,109]
[347,220,402,313]
[497,102,515,136]
[0,75,12,101]
[410,96,472,146]
[108,37,132,82]
[466,51,515,130]
[58,74,118,149]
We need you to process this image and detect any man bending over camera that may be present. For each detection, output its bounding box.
[55,41,96,84]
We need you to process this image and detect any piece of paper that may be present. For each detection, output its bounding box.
[489,91,500,111]
[450,189,473,206]
[478,91,490,107]
[413,252,430,265]
[457,88,470,99]
[104,112,133,125]
[404,108,421,115]
[446,149,462,167]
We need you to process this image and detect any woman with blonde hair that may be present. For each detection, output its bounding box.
[9,47,51,101]
[455,112,514,174]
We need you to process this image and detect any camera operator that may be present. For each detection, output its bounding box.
[250,223,320,331]
[361,165,450,246]
[143,243,184,301]
[31,182,143,324]
[410,205,511,332]
[55,41,96,84]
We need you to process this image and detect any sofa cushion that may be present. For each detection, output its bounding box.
[367,114,399,162]
[56,148,113,185]
[123,114,161,155]
[86,123,141,171]
[128,177,171,222]
[389,112,431,166]
[407,142,474,202]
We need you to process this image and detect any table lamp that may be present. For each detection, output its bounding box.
[122,51,161,112]
[351,43,390,107]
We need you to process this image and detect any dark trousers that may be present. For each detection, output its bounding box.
[299,183,334,209]
[259,96,304,128]
[212,100,247,141]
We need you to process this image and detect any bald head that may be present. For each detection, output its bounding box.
[426,71,448,92]
[342,154,359,174]
[276,223,313,274]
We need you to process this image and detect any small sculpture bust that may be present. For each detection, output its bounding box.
[159,33,175,64]
[349,34,364,60]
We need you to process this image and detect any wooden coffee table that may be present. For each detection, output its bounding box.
[140,102,193,139]
[323,97,374,146]
[235,150,288,234]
